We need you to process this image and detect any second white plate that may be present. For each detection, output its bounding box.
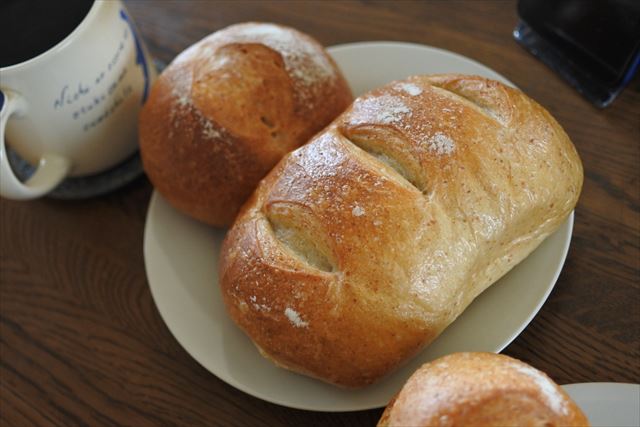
[563,383,640,427]
[143,42,575,411]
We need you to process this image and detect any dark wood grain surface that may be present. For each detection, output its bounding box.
[1,1,639,426]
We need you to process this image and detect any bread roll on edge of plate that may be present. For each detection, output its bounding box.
[378,352,590,427]
[219,74,584,387]
[139,22,353,226]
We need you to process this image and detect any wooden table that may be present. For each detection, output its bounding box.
[2,1,638,425]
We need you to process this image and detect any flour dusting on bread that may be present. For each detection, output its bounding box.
[175,92,190,108]
[352,205,365,217]
[171,89,224,141]
[426,132,455,155]
[284,307,308,328]
[396,82,423,96]
[350,94,412,125]
[216,23,336,103]
[201,117,222,140]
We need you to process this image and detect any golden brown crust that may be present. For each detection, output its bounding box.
[139,22,352,226]
[219,75,583,387]
[378,352,590,427]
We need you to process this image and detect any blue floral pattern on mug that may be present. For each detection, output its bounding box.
[119,9,150,104]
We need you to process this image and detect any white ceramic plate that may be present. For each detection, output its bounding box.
[143,42,575,411]
[563,383,640,427]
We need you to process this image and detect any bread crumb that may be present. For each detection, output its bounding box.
[284,307,308,328]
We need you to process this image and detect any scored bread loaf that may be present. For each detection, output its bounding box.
[378,352,589,427]
[219,74,583,387]
[139,23,352,226]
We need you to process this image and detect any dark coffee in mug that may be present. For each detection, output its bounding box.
[0,0,95,67]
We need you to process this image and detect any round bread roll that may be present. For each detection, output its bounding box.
[219,75,583,387]
[378,352,589,427]
[139,23,352,226]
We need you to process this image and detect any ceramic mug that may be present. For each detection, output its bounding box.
[0,0,156,200]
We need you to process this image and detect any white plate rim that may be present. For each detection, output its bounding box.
[327,40,513,82]
[143,41,576,411]
[562,382,640,427]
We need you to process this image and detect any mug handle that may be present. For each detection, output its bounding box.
[0,89,70,200]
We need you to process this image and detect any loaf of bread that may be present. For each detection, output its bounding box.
[219,75,583,387]
[378,352,589,426]
[139,23,352,226]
